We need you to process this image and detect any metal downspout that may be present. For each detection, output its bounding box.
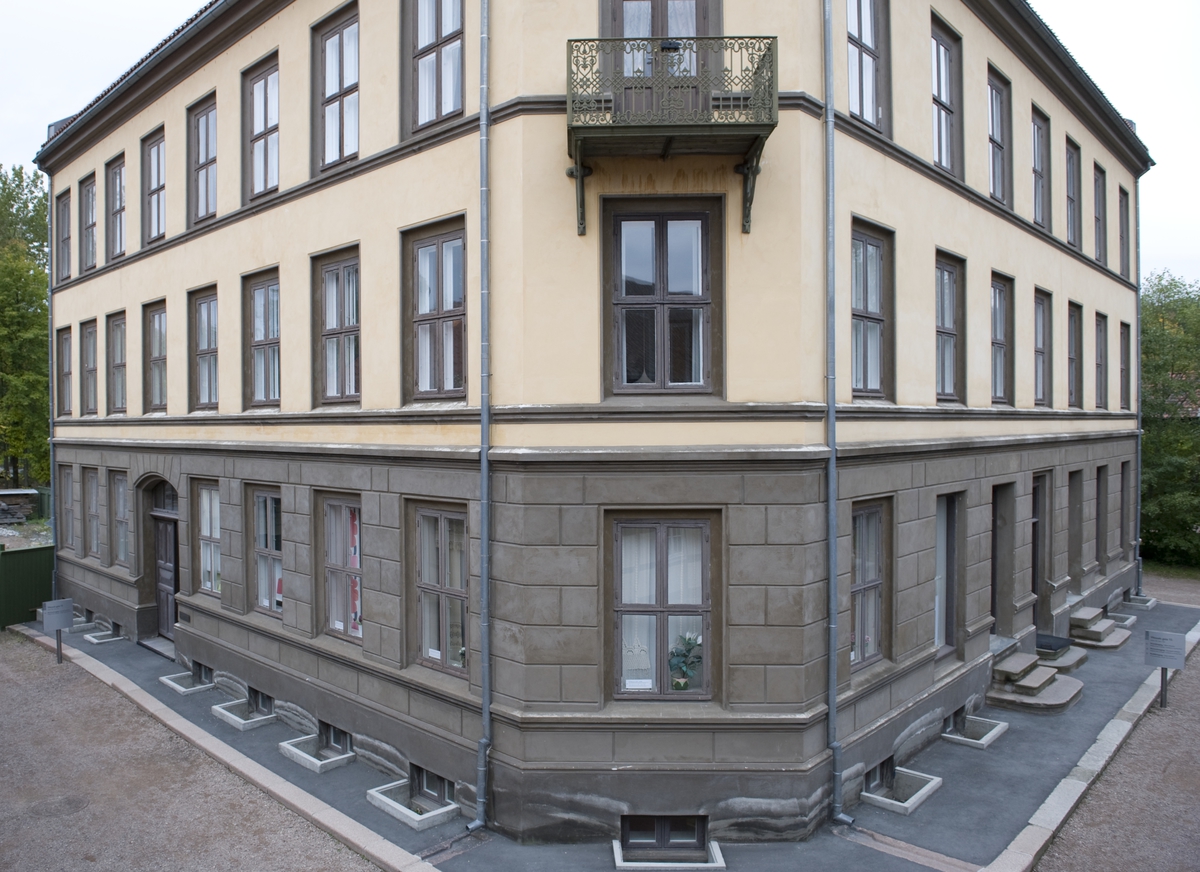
[823,0,852,827]
[1134,179,1143,597]
[47,176,57,598]
[469,0,493,833]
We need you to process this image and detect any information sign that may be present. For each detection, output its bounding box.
[42,598,74,633]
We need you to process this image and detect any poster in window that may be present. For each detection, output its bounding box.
[347,506,360,568]
[349,575,361,636]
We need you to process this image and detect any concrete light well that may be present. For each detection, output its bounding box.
[211,698,278,731]
[159,672,215,695]
[366,779,462,831]
[611,840,726,871]
[858,768,943,816]
[941,715,1009,750]
[278,734,355,774]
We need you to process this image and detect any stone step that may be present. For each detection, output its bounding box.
[987,674,1083,714]
[1072,626,1132,651]
[1073,618,1116,641]
[1014,665,1059,696]
[1070,606,1104,628]
[1038,645,1088,674]
[993,652,1039,683]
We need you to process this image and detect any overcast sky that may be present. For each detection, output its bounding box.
[1,0,1194,280]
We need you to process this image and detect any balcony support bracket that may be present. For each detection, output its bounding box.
[734,136,767,234]
[566,152,593,235]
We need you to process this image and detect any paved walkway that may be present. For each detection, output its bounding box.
[5,594,1199,872]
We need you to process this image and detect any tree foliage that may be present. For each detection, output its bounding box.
[0,164,50,485]
[1140,270,1200,565]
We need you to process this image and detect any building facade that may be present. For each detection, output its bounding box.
[37,0,1151,846]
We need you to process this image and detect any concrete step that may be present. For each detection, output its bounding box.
[993,652,1039,683]
[1072,626,1131,651]
[1014,665,1059,696]
[1070,606,1104,629]
[1038,645,1089,674]
[987,674,1083,714]
[1073,618,1116,641]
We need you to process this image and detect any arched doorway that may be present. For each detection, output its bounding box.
[150,481,179,640]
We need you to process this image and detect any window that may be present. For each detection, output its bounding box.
[111,472,130,567]
[851,227,888,398]
[1032,473,1050,597]
[197,484,221,594]
[990,276,1012,404]
[190,98,217,224]
[931,19,960,177]
[1120,321,1131,410]
[934,258,962,401]
[1094,164,1107,265]
[1031,109,1050,229]
[848,0,889,131]
[325,500,362,640]
[316,255,360,403]
[413,0,464,129]
[412,228,465,398]
[1065,140,1081,249]
[1095,313,1108,409]
[81,321,97,415]
[79,176,97,272]
[413,767,454,805]
[145,303,167,412]
[144,131,166,244]
[621,816,708,864]
[1034,290,1052,406]
[59,466,74,552]
[1120,461,1131,560]
[851,504,885,667]
[84,469,100,557]
[417,509,468,671]
[57,328,72,416]
[1068,469,1083,589]
[1118,188,1130,279]
[107,157,126,260]
[987,70,1010,205]
[318,14,359,168]
[614,520,710,698]
[613,213,712,393]
[934,494,957,653]
[247,61,280,198]
[1067,302,1082,407]
[1096,466,1109,574]
[248,276,281,406]
[192,291,219,410]
[56,191,70,282]
[253,491,283,613]
[108,313,127,414]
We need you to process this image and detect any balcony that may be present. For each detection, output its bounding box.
[566,36,779,234]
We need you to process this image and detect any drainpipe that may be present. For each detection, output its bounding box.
[822,0,852,827]
[1134,178,1143,597]
[469,0,493,833]
[46,173,58,599]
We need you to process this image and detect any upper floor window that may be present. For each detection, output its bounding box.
[56,191,71,282]
[1065,139,1082,249]
[990,276,1012,404]
[413,228,465,398]
[81,321,97,415]
[80,176,97,272]
[108,313,127,414]
[192,292,218,410]
[248,62,280,197]
[414,0,463,129]
[317,255,360,403]
[931,19,960,177]
[1120,321,1131,410]
[848,0,888,130]
[57,328,72,416]
[248,276,281,406]
[107,157,126,260]
[319,15,359,168]
[1034,290,1051,407]
[1067,301,1082,408]
[417,509,469,672]
[851,227,889,398]
[1118,187,1130,279]
[190,98,217,224]
[934,258,961,401]
[143,131,166,244]
[145,303,167,412]
[1095,313,1108,409]
[1031,109,1050,229]
[987,70,1010,206]
[1094,164,1107,265]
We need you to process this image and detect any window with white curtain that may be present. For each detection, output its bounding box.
[851,505,885,667]
[414,0,463,129]
[851,228,887,397]
[197,484,221,594]
[319,15,359,167]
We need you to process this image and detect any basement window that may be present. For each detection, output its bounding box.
[319,722,352,759]
[620,815,708,863]
[412,766,454,812]
[248,687,274,716]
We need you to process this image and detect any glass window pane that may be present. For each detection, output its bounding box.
[253,80,266,135]
[623,0,651,38]
[447,596,465,667]
[267,71,279,127]
[621,527,656,604]
[667,0,695,36]
[851,239,864,310]
[344,23,359,87]
[866,320,881,391]
[418,54,438,125]
[442,0,461,35]
[267,132,279,189]
[443,238,464,309]
[271,497,281,551]
[325,270,340,329]
[422,592,442,659]
[862,52,875,121]
[418,0,437,48]
[417,323,435,391]
[667,527,702,603]
[324,101,340,163]
[442,40,462,115]
[621,221,655,296]
[419,514,439,585]
[257,554,271,607]
[344,267,359,326]
[254,348,266,400]
[268,346,280,400]
[443,318,463,390]
[348,574,362,637]
[847,0,859,39]
[667,308,702,385]
[622,309,656,385]
[325,34,340,97]
[207,109,217,158]
[197,115,208,164]
[851,318,863,390]
[271,556,283,609]
[253,139,265,193]
[418,245,437,313]
[861,0,874,45]
[344,334,359,395]
[343,92,359,156]
[328,572,346,632]
[667,220,702,295]
[446,517,466,589]
[667,614,703,691]
[848,45,860,117]
[866,243,881,313]
[326,337,341,396]
[345,506,360,568]
[621,614,656,691]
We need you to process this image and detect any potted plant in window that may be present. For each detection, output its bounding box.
[668,632,702,691]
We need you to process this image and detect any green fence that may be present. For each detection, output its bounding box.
[0,545,54,628]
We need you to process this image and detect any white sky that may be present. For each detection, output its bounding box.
[1,0,1194,280]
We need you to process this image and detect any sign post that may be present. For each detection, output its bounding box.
[1144,629,1187,708]
[41,598,74,665]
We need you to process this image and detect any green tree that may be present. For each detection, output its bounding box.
[1140,270,1200,565]
[0,164,50,486]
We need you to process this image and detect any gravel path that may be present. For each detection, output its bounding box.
[1142,570,1200,608]
[1036,607,1200,872]
[0,631,378,872]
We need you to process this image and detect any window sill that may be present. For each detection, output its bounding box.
[851,396,893,406]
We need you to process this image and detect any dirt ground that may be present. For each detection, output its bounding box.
[0,520,53,551]
[0,631,377,872]
[1141,567,1200,608]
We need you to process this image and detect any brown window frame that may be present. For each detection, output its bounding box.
[245,56,280,201]
[191,289,219,411]
[847,0,890,133]
[851,502,888,670]
[79,175,97,272]
[1031,108,1050,230]
[931,17,962,179]
[410,0,465,132]
[1067,301,1082,408]
[1034,290,1052,407]
[144,302,168,412]
[990,274,1013,405]
[57,327,72,417]
[245,273,281,408]
[1095,312,1108,409]
[987,69,1011,207]
[1118,187,1130,279]
[84,467,100,558]
[1120,321,1131,410]
[934,256,963,401]
[143,129,167,245]
[110,471,130,567]
[314,9,360,172]
[612,519,712,700]
[251,489,284,615]
[416,507,470,674]
[1094,164,1107,266]
[81,320,98,415]
[189,96,218,226]
[1065,139,1081,249]
[55,191,71,282]
[196,482,221,595]
[851,223,892,400]
[107,313,127,414]
[59,466,75,553]
[106,156,126,261]
[408,226,466,400]
[313,252,361,405]
[324,498,363,642]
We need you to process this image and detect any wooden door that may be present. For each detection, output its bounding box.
[155,518,177,639]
